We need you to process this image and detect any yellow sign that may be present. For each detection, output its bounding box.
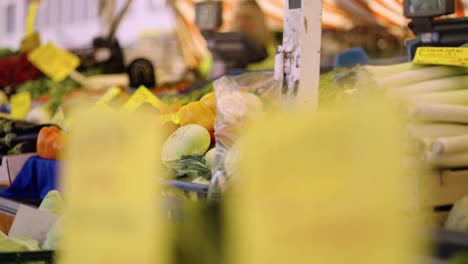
[161,112,180,124]
[95,87,121,106]
[10,92,31,120]
[413,47,468,67]
[123,86,166,112]
[28,43,80,82]
[20,31,40,53]
[227,98,425,264]
[60,111,166,264]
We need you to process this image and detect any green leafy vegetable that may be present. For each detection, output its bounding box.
[319,68,351,109]
[165,155,212,179]
[42,218,62,250]
[160,83,213,106]
[39,190,64,216]
[17,77,81,114]
[449,252,468,264]
[0,231,40,252]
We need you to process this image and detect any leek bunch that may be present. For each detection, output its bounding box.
[350,62,468,169]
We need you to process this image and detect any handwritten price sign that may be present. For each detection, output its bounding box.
[28,43,80,82]
[413,47,468,67]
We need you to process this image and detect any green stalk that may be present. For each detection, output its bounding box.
[429,134,468,158]
[409,103,468,123]
[363,62,423,79]
[426,151,468,168]
[387,76,468,100]
[409,90,468,105]
[407,123,468,139]
[376,66,468,89]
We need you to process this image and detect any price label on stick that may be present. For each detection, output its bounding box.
[96,87,121,105]
[28,43,80,82]
[60,110,167,264]
[10,92,31,120]
[413,47,468,67]
[26,0,39,36]
[20,0,41,52]
[227,99,426,264]
[123,85,167,112]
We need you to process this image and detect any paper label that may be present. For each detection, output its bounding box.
[123,86,166,112]
[10,92,31,120]
[9,205,57,245]
[60,111,166,264]
[28,43,80,82]
[95,87,121,106]
[227,100,424,264]
[413,47,468,67]
[161,112,180,124]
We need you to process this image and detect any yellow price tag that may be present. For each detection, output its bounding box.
[161,112,180,124]
[90,103,115,114]
[10,92,31,120]
[95,87,121,106]
[413,47,468,67]
[228,98,424,264]
[123,86,167,112]
[28,43,80,82]
[26,1,39,36]
[60,111,167,264]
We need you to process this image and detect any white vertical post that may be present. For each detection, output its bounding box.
[298,0,322,109]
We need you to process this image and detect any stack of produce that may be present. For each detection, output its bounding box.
[161,92,217,185]
[0,190,63,252]
[334,62,468,232]
[344,63,468,170]
[0,119,52,155]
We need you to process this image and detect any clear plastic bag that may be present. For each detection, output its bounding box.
[209,71,281,198]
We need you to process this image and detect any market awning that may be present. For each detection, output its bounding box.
[177,0,468,32]
[172,0,468,67]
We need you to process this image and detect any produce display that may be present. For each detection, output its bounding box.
[0,190,63,252]
[210,72,280,195]
[332,62,468,236]
[0,119,51,155]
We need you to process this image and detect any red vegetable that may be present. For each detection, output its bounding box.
[37,126,64,160]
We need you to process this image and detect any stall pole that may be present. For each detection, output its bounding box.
[275,0,322,109]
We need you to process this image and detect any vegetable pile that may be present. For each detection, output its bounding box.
[161,92,217,184]
[345,62,468,170]
[339,62,468,233]
[0,119,51,155]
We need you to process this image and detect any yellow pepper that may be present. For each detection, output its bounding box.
[200,92,216,114]
[179,101,215,131]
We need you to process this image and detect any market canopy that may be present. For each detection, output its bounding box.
[176,0,468,33]
[171,0,468,68]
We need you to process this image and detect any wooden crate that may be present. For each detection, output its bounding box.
[424,169,468,208]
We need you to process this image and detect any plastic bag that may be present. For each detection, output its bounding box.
[209,71,281,197]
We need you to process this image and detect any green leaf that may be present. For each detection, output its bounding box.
[165,155,212,180]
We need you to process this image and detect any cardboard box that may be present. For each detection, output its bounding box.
[424,169,468,207]
[0,153,36,185]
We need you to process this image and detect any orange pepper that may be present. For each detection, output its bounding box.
[37,126,64,160]
[179,101,215,131]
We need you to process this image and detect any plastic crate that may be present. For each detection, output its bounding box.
[164,180,209,200]
[0,251,54,263]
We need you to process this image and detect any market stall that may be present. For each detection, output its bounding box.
[2,0,468,263]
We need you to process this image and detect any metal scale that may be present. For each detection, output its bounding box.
[404,0,468,59]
